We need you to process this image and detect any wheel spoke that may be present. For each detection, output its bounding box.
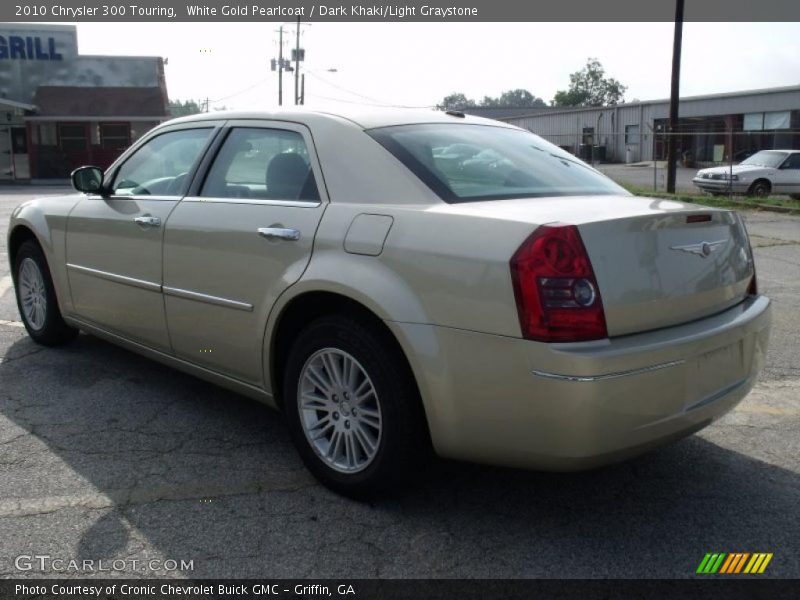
[310,419,334,441]
[300,392,329,411]
[354,425,376,455]
[344,433,354,468]
[305,364,332,394]
[321,352,342,387]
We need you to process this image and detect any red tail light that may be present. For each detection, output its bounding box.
[510,224,608,342]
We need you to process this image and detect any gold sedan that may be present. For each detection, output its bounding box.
[7,108,771,497]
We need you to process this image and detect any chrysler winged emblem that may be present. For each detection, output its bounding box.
[669,239,728,258]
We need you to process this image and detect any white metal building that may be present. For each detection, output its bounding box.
[500,86,800,166]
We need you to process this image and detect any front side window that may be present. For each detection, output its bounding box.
[201,127,320,201]
[112,128,212,196]
[369,124,627,203]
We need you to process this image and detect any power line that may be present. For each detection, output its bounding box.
[304,72,436,109]
[305,92,436,110]
[209,77,270,103]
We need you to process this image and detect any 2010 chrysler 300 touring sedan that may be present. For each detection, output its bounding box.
[8,108,771,496]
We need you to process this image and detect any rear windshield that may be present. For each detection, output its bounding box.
[368,123,628,203]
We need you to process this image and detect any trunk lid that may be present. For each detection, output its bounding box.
[434,194,754,337]
[577,208,753,336]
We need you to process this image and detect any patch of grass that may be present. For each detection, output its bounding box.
[619,184,800,215]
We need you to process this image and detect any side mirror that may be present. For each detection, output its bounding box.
[71,166,105,194]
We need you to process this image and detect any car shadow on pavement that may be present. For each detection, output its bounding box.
[0,332,798,578]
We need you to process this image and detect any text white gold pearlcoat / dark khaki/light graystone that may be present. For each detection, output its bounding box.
[7,107,771,495]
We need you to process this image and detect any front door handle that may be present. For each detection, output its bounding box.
[258,227,300,241]
[134,216,161,227]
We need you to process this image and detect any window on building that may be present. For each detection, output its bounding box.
[744,113,763,131]
[625,125,640,144]
[764,111,791,130]
[100,123,130,150]
[582,127,594,145]
[58,124,88,151]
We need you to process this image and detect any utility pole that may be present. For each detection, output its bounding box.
[666,0,684,193]
[300,73,305,105]
[278,26,284,106]
[294,15,301,105]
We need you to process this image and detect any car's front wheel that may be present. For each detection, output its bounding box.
[283,315,429,498]
[14,239,78,346]
[748,180,771,198]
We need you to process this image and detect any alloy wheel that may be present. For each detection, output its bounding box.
[297,348,383,474]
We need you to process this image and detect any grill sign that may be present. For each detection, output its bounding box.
[0,36,63,61]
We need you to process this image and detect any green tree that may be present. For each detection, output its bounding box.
[169,99,204,117]
[438,89,547,110]
[552,58,627,107]
[487,89,547,108]
[437,93,477,111]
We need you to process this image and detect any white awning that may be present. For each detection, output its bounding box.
[0,98,37,111]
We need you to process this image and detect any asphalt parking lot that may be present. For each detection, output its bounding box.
[0,186,798,579]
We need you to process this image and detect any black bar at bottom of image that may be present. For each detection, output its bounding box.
[1,579,799,600]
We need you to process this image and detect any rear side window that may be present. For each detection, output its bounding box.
[201,127,320,202]
[368,124,627,203]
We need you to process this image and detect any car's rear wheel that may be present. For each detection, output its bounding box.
[748,180,771,198]
[790,194,800,201]
[14,240,78,346]
[283,315,429,498]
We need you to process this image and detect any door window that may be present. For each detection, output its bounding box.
[112,128,213,197]
[200,127,320,201]
[781,154,800,170]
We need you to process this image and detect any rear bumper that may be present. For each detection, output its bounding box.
[692,177,749,194]
[388,295,771,470]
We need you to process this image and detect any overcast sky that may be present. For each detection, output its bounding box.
[68,22,800,110]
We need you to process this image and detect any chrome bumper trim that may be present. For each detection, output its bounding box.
[532,359,685,382]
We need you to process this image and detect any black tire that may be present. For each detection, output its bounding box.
[790,194,800,201]
[283,314,430,498]
[13,239,78,346]
[748,180,771,198]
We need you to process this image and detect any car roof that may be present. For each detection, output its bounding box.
[162,105,521,131]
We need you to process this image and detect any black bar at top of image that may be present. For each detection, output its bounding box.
[1,580,800,600]
[1,0,800,22]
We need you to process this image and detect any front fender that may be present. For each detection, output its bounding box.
[8,195,83,316]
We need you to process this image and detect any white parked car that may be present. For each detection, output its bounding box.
[8,108,771,497]
[693,149,800,198]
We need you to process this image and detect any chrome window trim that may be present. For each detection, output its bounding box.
[182,195,321,208]
[67,263,161,293]
[531,359,685,382]
[163,286,254,312]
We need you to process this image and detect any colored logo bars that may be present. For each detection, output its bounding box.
[696,553,773,574]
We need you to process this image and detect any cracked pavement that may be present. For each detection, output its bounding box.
[0,187,798,579]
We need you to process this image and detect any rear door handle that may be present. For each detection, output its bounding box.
[258,227,300,241]
[134,216,161,227]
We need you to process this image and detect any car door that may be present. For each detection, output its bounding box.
[162,121,327,385]
[773,153,800,194]
[66,125,217,351]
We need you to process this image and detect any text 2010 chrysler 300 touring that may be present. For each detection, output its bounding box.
[7,108,771,496]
